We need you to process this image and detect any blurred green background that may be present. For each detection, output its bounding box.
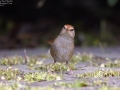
[0,0,120,49]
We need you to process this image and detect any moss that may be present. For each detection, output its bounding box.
[77,69,120,78]
[54,81,88,88]
[0,55,37,66]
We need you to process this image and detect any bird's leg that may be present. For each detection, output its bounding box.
[59,63,63,78]
[66,61,73,75]
[48,61,56,73]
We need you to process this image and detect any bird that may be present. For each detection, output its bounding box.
[48,24,75,74]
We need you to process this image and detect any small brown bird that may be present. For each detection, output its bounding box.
[48,24,75,74]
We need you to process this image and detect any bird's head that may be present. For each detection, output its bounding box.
[60,24,75,38]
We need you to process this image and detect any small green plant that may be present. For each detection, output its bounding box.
[54,81,88,88]
[93,79,107,86]
[0,67,23,80]
[0,67,61,82]
[71,52,93,63]
[0,82,55,90]
[0,55,37,66]
[54,80,108,88]
[100,58,120,68]
[99,85,120,90]
[77,69,120,78]
[24,72,61,82]
[35,62,77,71]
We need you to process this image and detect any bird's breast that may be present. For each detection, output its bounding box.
[50,36,74,62]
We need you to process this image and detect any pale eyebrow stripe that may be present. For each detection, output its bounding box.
[70,28,74,29]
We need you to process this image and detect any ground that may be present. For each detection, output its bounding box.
[0,46,120,90]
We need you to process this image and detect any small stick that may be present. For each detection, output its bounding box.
[24,49,29,63]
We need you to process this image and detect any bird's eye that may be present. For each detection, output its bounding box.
[63,26,66,29]
[70,29,74,31]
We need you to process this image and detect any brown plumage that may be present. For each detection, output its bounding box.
[48,24,75,74]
